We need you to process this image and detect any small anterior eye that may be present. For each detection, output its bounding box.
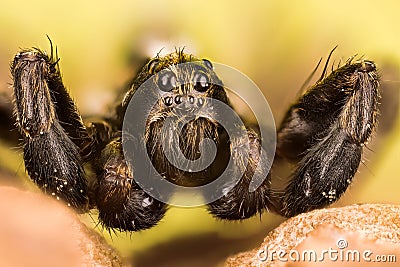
[193,72,210,92]
[158,72,176,92]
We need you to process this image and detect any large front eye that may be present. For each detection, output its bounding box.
[158,71,176,92]
[193,71,210,92]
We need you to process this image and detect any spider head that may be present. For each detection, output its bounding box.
[136,52,230,186]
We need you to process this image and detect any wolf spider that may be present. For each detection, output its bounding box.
[5,42,380,231]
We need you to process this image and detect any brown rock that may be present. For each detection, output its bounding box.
[224,204,400,266]
[0,186,126,267]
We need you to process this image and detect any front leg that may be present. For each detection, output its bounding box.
[11,48,91,209]
[94,137,167,231]
[279,60,380,216]
[208,129,273,219]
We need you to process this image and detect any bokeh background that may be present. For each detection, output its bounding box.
[0,1,399,266]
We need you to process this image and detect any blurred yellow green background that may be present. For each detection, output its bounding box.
[0,1,399,266]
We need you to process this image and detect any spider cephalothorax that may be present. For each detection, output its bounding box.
[8,43,380,232]
[135,53,231,187]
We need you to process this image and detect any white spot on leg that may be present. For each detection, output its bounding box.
[304,172,312,197]
[305,189,311,197]
[142,197,153,207]
[322,189,337,202]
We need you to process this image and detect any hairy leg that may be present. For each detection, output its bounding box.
[11,49,92,209]
[278,59,380,216]
[92,133,167,231]
[208,129,273,219]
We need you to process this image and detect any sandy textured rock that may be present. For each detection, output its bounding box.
[0,186,126,267]
[224,204,400,266]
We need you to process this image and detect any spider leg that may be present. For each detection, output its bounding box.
[208,129,273,219]
[278,60,380,216]
[89,127,167,231]
[11,49,92,209]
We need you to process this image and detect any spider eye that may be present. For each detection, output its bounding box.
[202,59,213,70]
[158,71,176,92]
[147,58,160,74]
[193,71,210,92]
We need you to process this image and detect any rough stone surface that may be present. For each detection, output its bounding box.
[224,204,400,266]
[0,186,127,267]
